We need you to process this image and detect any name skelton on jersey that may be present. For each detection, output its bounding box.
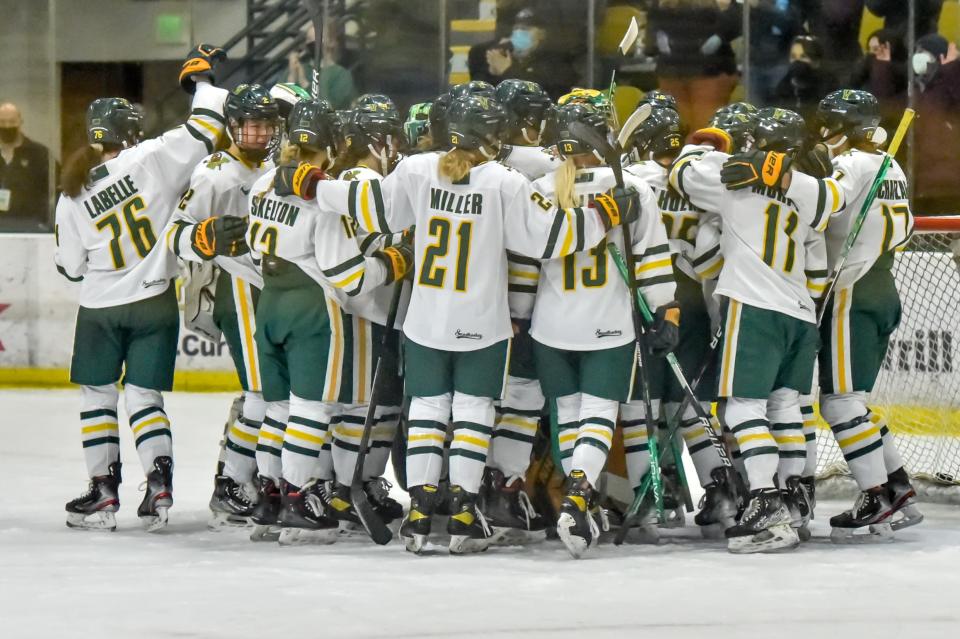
[530,166,675,351]
[670,145,845,323]
[54,83,227,308]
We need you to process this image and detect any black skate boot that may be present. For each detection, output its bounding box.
[725,488,799,554]
[277,480,339,546]
[800,475,816,513]
[447,485,494,554]
[208,474,255,529]
[66,461,121,531]
[399,484,440,554]
[830,487,895,543]
[782,475,813,542]
[327,482,363,533]
[556,470,600,559]
[363,477,404,525]
[658,462,687,528]
[137,456,173,532]
[249,475,282,542]
[480,468,546,544]
[884,467,923,530]
[694,466,738,539]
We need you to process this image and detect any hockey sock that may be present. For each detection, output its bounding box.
[723,397,777,490]
[800,395,818,478]
[872,409,906,475]
[619,399,654,488]
[282,394,336,488]
[222,391,265,483]
[668,400,723,487]
[406,394,451,489]
[124,384,172,475]
[768,388,805,488]
[256,400,288,482]
[363,404,400,480]
[489,375,544,477]
[449,392,495,493]
[571,393,619,488]
[555,393,581,476]
[821,392,886,490]
[332,404,364,486]
[80,384,120,478]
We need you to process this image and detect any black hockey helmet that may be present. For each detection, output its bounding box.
[429,93,452,147]
[640,89,679,112]
[709,102,759,152]
[344,93,403,151]
[628,107,682,159]
[225,83,281,126]
[287,98,340,152]
[495,79,552,140]
[446,95,507,151]
[754,107,807,155]
[816,89,881,144]
[450,80,496,100]
[549,103,609,158]
[86,97,143,148]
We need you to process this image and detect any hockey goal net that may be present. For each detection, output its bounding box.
[816,216,960,502]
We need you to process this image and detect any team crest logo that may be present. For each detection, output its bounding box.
[205,152,229,170]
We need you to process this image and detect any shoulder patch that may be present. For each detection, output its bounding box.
[205,152,230,170]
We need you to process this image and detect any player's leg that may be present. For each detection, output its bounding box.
[799,388,818,508]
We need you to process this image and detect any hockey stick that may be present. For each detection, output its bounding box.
[605,16,641,130]
[348,280,406,545]
[303,0,326,100]
[816,109,915,325]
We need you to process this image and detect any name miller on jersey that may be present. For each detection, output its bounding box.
[250,193,301,226]
[430,187,483,216]
[83,174,139,219]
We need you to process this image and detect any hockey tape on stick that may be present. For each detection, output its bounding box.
[618,16,640,55]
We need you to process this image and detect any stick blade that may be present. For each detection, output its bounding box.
[618,17,640,55]
[617,103,652,150]
[350,484,393,545]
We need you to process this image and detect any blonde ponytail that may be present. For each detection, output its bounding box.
[438,148,480,183]
[554,157,579,210]
[61,144,105,198]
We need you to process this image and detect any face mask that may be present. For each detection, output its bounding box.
[511,29,534,55]
[789,60,814,81]
[0,127,18,143]
[913,51,935,76]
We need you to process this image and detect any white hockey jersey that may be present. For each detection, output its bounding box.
[530,166,675,350]
[827,149,913,287]
[55,82,227,308]
[670,145,845,323]
[500,144,561,180]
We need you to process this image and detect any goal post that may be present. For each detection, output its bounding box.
[816,215,960,503]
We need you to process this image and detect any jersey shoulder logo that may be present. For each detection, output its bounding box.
[205,153,230,171]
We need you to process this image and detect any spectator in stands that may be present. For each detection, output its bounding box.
[0,102,55,232]
[850,28,908,132]
[911,34,960,215]
[772,35,838,122]
[798,0,865,85]
[285,22,356,109]
[866,0,944,39]
[647,0,740,131]
[747,0,805,106]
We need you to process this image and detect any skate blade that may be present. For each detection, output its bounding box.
[727,524,799,554]
[830,523,895,544]
[277,527,338,546]
[616,525,659,545]
[491,526,546,546]
[796,524,812,542]
[141,507,169,533]
[66,511,117,531]
[207,511,251,530]
[890,505,924,531]
[249,524,280,542]
[448,534,492,555]
[556,513,589,559]
[336,520,365,538]
[699,519,734,540]
[660,508,686,529]
[404,534,428,555]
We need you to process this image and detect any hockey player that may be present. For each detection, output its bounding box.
[670,108,845,553]
[530,103,679,557]
[169,84,280,528]
[623,106,738,538]
[57,45,231,531]
[404,101,432,150]
[814,90,921,539]
[246,98,412,544]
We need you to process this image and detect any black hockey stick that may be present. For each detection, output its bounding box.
[303,0,326,100]
[349,280,405,545]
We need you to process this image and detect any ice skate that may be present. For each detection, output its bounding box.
[363,477,404,525]
[830,488,895,543]
[480,468,546,545]
[137,456,173,532]
[607,500,659,545]
[783,475,813,542]
[208,474,254,529]
[250,476,282,541]
[725,488,799,554]
[277,481,338,545]
[800,475,816,513]
[658,464,687,528]
[556,471,600,559]
[66,461,121,531]
[447,485,494,554]
[327,482,363,535]
[399,484,439,554]
[694,467,738,539]
[884,467,924,531]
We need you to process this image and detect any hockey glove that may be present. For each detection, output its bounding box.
[689,127,733,154]
[191,216,249,260]
[720,150,792,191]
[274,162,326,200]
[592,186,641,232]
[179,44,226,94]
[646,301,680,358]
[375,242,414,284]
[794,144,833,179]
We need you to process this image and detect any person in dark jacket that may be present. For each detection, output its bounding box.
[773,35,838,123]
[0,102,57,232]
[798,0,864,85]
[866,0,943,39]
[850,29,909,134]
[747,0,805,106]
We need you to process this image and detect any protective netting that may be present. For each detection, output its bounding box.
[816,223,960,501]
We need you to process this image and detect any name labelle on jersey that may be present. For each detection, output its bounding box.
[250,193,301,226]
[82,174,139,219]
[430,187,483,216]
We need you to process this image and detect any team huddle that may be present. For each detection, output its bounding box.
[55,44,923,558]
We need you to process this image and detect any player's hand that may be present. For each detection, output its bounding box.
[720,150,792,191]
[794,144,832,179]
[179,44,226,94]
[274,162,326,200]
[689,127,733,153]
[592,186,640,232]
[646,301,680,358]
[375,243,414,284]
[191,216,249,260]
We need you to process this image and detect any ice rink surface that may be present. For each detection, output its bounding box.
[1,389,958,639]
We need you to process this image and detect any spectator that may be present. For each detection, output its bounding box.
[850,28,908,132]
[911,34,960,215]
[799,0,864,85]
[647,0,740,131]
[747,0,804,107]
[772,35,838,123]
[865,0,944,39]
[284,22,356,109]
[0,102,55,232]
